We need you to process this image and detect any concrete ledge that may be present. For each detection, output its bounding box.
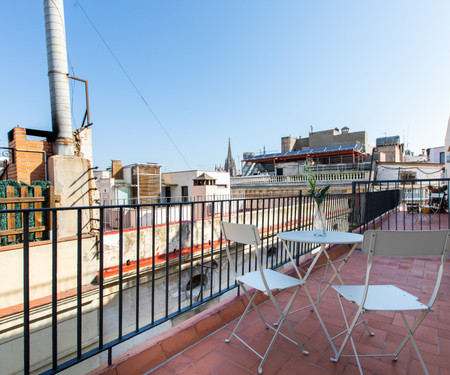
[87,243,351,375]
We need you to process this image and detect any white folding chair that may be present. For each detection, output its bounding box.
[331,230,450,375]
[220,221,308,374]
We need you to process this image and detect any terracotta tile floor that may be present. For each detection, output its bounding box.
[147,243,450,375]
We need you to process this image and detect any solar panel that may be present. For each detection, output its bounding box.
[242,143,364,161]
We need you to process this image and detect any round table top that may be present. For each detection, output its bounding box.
[277,230,363,244]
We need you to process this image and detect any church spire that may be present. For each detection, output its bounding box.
[224,138,237,177]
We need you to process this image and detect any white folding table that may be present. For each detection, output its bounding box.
[277,231,363,305]
[277,230,364,357]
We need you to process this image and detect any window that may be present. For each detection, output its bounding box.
[181,186,188,202]
[440,152,445,164]
[400,171,416,180]
[164,186,171,203]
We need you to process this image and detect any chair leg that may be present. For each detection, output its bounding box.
[331,294,364,375]
[241,284,271,328]
[302,284,338,357]
[351,301,374,336]
[274,286,309,354]
[226,289,259,343]
[258,286,308,374]
[394,311,429,375]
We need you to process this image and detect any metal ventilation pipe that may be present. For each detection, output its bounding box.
[43,0,74,155]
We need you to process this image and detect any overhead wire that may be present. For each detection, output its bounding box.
[73,0,192,169]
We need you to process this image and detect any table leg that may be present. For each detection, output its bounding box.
[315,243,359,304]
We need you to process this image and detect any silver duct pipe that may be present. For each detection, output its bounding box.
[43,0,74,155]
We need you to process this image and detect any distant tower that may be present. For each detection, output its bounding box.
[224,139,237,177]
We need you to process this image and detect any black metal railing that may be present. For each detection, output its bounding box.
[1,186,448,375]
[353,178,450,231]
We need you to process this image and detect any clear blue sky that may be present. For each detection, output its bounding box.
[1,1,449,172]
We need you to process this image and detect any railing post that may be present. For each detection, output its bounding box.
[297,190,302,231]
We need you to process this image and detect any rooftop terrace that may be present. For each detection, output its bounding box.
[2,179,449,375]
[89,214,450,375]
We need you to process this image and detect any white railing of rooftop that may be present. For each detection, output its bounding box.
[231,171,370,186]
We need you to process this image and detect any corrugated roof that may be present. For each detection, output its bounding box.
[243,143,365,161]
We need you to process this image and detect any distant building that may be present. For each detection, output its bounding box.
[281,127,369,153]
[95,160,162,205]
[161,170,230,202]
[224,139,237,177]
[242,127,370,177]
[375,136,404,163]
[427,146,445,164]
[376,162,444,181]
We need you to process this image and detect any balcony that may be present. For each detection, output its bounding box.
[92,242,450,375]
[0,179,449,375]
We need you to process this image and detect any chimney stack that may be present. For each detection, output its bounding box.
[43,0,74,155]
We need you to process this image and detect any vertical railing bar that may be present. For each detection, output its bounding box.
[286,196,291,263]
[210,201,215,297]
[234,199,241,280]
[292,195,297,262]
[200,202,205,302]
[250,199,256,271]
[118,207,123,339]
[387,182,391,229]
[190,202,194,306]
[135,205,140,331]
[447,179,450,229]
[77,208,83,357]
[419,180,423,230]
[403,183,406,231]
[243,198,251,273]
[276,197,281,265]
[268,198,274,268]
[227,200,232,288]
[99,208,104,348]
[411,181,415,231]
[437,181,441,229]
[281,197,286,262]
[237,198,246,276]
[261,198,267,269]
[219,200,224,293]
[23,210,30,375]
[151,205,156,324]
[178,204,183,312]
[271,197,277,267]
[165,205,170,317]
[51,210,58,370]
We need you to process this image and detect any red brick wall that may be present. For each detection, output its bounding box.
[8,127,53,183]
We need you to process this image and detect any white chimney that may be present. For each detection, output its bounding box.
[43,0,74,155]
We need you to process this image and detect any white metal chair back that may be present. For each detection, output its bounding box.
[220,221,266,283]
[332,229,450,375]
[219,221,308,373]
[362,230,450,308]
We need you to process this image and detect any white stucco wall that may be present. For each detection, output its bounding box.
[376,163,444,180]
[428,146,445,164]
[162,170,230,199]
[94,170,113,205]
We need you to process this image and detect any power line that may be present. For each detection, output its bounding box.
[74,0,193,169]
